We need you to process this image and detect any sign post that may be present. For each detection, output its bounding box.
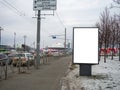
[33,0,56,69]
[73,27,98,76]
[119,42,120,61]
[36,10,41,69]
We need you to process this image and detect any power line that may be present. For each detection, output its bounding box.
[1,0,25,16]
[0,1,21,16]
[0,0,35,24]
[55,11,66,28]
[3,0,22,14]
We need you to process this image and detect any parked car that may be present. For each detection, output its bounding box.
[12,53,34,66]
[8,53,17,65]
[0,53,9,65]
[51,51,60,56]
[23,53,34,65]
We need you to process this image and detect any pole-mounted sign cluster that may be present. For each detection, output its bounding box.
[33,0,57,11]
[33,0,57,69]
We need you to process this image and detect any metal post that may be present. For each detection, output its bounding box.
[119,42,120,61]
[14,32,16,49]
[0,28,1,46]
[0,27,3,46]
[65,28,66,55]
[23,35,27,52]
[27,56,30,70]
[5,60,8,80]
[36,10,41,69]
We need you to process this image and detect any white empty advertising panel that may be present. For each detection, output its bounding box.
[73,27,98,64]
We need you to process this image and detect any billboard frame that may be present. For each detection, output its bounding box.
[73,27,99,65]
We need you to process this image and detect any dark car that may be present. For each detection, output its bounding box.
[0,53,9,65]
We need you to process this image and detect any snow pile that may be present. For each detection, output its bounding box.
[61,56,120,90]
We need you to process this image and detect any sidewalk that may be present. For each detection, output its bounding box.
[61,56,120,90]
[0,56,72,90]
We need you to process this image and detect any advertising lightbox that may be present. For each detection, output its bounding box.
[73,27,98,64]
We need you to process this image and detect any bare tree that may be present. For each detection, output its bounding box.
[99,7,111,63]
[109,15,117,60]
[110,0,120,9]
[113,0,120,5]
[96,23,104,61]
[97,1,120,62]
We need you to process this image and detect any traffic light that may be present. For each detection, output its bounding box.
[52,36,56,39]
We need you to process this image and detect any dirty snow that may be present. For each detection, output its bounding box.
[61,56,120,90]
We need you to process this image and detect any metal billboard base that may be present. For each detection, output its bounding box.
[79,64,92,76]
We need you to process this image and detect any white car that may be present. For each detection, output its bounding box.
[12,53,34,66]
[51,51,60,56]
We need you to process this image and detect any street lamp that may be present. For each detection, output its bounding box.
[23,35,27,52]
[65,28,66,55]
[14,32,16,49]
[0,27,3,46]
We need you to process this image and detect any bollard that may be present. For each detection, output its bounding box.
[27,56,30,70]
[18,57,21,73]
[0,61,2,79]
[4,60,8,80]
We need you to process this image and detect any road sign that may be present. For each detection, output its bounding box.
[33,0,57,11]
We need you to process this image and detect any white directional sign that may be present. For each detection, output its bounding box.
[33,0,57,11]
[73,27,98,64]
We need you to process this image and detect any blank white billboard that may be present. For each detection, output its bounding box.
[73,27,98,64]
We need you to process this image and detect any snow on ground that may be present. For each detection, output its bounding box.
[61,56,120,90]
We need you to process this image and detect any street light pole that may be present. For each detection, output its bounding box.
[14,32,16,49]
[0,27,3,46]
[23,35,27,52]
[119,42,120,61]
[65,28,66,55]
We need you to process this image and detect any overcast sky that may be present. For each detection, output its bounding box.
[0,0,117,48]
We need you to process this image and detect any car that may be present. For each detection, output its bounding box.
[12,53,34,66]
[40,53,44,58]
[51,51,60,56]
[22,53,34,65]
[0,53,9,65]
[8,53,18,65]
[9,53,21,66]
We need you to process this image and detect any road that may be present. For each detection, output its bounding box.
[0,56,72,90]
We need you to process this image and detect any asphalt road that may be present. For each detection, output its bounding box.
[0,56,72,90]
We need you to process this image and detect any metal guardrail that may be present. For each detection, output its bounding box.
[0,55,68,80]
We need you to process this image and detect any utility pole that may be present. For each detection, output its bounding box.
[119,42,120,61]
[65,28,66,55]
[14,32,16,49]
[0,27,3,47]
[33,0,56,69]
[36,10,41,69]
[33,41,35,50]
[23,35,27,52]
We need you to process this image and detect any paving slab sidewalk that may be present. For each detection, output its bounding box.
[0,56,72,90]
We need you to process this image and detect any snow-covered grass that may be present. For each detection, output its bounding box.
[61,56,120,90]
